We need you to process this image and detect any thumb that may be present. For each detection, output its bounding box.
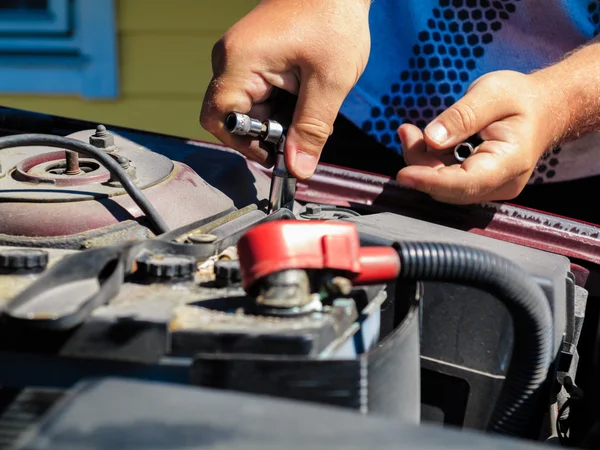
[423,78,517,150]
[285,76,345,179]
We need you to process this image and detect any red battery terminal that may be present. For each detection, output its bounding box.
[237,220,400,293]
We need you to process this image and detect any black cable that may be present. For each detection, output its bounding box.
[0,134,170,235]
[394,242,553,438]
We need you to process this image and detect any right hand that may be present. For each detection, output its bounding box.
[200,0,371,179]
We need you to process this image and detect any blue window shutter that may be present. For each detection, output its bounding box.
[0,0,119,99]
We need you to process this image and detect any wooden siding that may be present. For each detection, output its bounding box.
[0,0,259,141]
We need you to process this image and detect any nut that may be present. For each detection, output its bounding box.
[89,125,116,152]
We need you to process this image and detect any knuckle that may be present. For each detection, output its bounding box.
[294,117,332,149]
[211,32,241,75]
[476,71,511,97]
[446,103,477,133]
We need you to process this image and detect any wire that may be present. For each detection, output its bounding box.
[0,134,170,235]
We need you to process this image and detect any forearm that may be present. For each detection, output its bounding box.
[532,38,600,146]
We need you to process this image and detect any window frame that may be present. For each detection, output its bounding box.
[0,0,118,99]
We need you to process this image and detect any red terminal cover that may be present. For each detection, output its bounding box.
[237,220,400,291]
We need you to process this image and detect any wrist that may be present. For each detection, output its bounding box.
[527,69,571,150]
[531,41,600,146]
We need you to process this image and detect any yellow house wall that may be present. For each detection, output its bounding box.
[0,0,259,141]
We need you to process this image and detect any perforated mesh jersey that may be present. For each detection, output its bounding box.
[340,0,597,184]
[360,0,520,151]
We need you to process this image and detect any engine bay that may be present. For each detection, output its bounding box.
[0,107,599,449]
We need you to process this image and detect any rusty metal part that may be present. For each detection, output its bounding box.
[65,151,81,175]
[0,128,235,239]
[0,162,234,239]
[14,151,110,186]
[256,269,315,310]
[4,129,173,199]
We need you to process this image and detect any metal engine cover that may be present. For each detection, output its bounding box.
[0,128,234,246]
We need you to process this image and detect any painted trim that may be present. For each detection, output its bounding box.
[0,0,70,35]
[0,0,119,99]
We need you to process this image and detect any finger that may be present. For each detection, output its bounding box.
[396,140,520,204]
[423,78,518,150]
[398,124,444,168]
[399,124,461,167]
[477,171,533,202]
[200,68,274,165]
[285,75,348,179]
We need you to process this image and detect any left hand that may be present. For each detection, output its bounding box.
[396,70,565,204]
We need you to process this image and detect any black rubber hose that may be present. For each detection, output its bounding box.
[394,242,553,437]
[0,134,170,235]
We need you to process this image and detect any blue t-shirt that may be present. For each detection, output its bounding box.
[341,0,600,184]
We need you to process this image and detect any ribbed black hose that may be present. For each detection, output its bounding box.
[394,242,553,437]
[0,134,169,234]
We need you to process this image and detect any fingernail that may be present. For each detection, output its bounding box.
[397,178,415,188]
[425,122,448,145]
[294,152,318,178]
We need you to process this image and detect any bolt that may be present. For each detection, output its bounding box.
[65,151,81,175]
[114,154,131,170]
[256,269,312,309]
[89,124,116,152]
[188,233,217,244]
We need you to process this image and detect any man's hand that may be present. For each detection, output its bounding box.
[200,0,371,179]
[396,70,568,204]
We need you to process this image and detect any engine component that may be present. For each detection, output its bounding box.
[346,212,575,436]
[236,221,400,292]
[0,249,48,274]
[0,217,421,425]
[237,219,554,437]
[0,126,235,247]
[136,254,197,281]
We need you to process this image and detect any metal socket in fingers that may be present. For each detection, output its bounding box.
[225,112,262,138]
[263,120,284,144]
[454,142,476,162]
